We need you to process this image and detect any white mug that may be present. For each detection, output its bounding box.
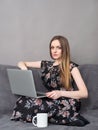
[32,113,48,128]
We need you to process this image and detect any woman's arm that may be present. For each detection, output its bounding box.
[46,67,88,99]
[17,61,41,70]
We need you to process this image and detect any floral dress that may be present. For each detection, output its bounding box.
[11,61,89,126]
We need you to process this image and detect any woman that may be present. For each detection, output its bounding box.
[11,35,89,126]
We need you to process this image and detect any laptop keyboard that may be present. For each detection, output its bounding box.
[37,92,46,96]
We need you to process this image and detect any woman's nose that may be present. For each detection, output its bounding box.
[54,48,57,52]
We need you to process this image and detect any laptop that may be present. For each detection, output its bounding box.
[7,68,48,98]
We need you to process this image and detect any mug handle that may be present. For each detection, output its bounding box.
[32,116,37,126]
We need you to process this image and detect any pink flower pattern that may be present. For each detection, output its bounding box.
[11,61,85,125]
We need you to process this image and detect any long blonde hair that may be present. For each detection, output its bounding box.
[49,35,71,90]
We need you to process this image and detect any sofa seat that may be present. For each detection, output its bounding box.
[0,64,98,130]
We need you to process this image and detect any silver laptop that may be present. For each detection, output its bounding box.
[7,68,48,98]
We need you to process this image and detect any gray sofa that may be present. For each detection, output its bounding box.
[0,64,98,130]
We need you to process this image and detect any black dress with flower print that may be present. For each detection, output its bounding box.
[11,61,89,126]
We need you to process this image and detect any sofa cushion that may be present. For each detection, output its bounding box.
[0,65,19,115]
[78,64,98,111]
[0,64,98,115]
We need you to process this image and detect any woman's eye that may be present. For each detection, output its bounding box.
[50,46,54,49]
[57,46,62,49]
[56,46,62,49]
[50,46,62,49]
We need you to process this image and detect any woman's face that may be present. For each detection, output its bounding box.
[50,40,62,60]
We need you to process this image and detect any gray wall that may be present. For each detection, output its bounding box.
[0,0,98,65]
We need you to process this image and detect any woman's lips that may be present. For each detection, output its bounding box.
[52,54,58,57]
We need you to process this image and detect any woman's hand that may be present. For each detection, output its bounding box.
[17,61,28,70]
[46,90,62,99]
